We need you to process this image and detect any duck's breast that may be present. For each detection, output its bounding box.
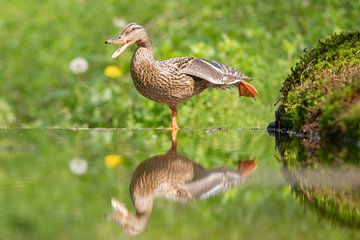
[131,52,207,107]
[130,153,194,202]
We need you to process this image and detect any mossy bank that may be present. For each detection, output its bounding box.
[275,31,360,139]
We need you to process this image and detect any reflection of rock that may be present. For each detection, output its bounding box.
[108,145,257,236]
[276,134,360,228]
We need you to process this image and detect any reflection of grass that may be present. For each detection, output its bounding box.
[1,1,359,128]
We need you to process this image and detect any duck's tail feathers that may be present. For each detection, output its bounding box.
[238,81,258,99]
[238,159,257,177]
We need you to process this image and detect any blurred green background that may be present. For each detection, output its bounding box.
[1,0,359,128]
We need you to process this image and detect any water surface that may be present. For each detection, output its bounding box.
[0,128,359,240]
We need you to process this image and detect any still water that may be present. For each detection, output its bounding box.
[0,128,359,240]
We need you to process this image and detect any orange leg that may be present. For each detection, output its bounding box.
[171,128,178,149]
[171,108,179,147]
[171,108,179,130]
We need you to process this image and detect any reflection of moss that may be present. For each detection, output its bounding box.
[287,173,360,228]
[277,135,360,228]
[276,31,360,138]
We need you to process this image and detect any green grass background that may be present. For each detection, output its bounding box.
[1,0,359,128]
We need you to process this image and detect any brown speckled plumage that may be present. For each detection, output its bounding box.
[105,23,258,128]
[108,145,257,235]
[131,48,208,108]
[130,148,194,211]
[130,147,246,207]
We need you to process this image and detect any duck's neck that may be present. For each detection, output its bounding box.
[133,194,154,217]
[134,33,154,59]
[131,39,156,75]
[133,45,154,62]
[136,34,153,50]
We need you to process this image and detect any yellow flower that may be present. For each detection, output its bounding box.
[104,65,122,78]
[104,154,123,168]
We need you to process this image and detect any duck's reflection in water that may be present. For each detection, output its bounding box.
[108,142,257,235]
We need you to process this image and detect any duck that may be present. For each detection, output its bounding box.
[105,23,257,131]
[108,144,257,235]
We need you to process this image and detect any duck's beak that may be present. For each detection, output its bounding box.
[105,35,130,59]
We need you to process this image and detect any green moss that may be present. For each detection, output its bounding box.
[280,31,360,97]
[319,77,360,138]
[276,31,360,138]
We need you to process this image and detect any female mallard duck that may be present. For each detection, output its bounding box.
[108,144,257,235]
[105,23,258,129]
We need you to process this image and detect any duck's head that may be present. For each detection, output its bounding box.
[107,198,149,236]
[105,23,149,59]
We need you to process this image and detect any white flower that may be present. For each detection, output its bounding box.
[69,158,88,175]
[69,57,88,74]
[112,17,127,29]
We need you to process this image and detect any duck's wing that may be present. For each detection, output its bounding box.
[179,58,251,85]
[182,171,243,199]
[160,57,194,69]
[183,159,257,199]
